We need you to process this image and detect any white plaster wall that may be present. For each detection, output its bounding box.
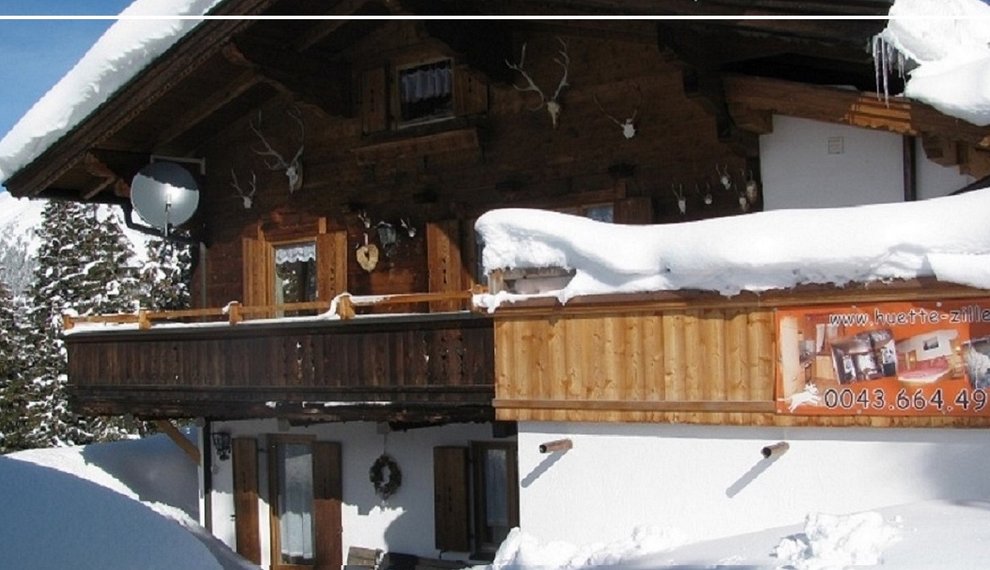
[518,422,990,545]
[207,419,504,568]
[915,137,976,199]
[760,116,972,210]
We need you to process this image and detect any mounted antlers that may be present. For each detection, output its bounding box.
[249,107,305,193]
[230,169,256,209]
[506,37,570,128]
[594,85,641,139]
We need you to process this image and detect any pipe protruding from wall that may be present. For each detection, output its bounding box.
[761,441,789,459]
[539,438,573,454]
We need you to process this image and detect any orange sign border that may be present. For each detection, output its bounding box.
[776,299,990,416]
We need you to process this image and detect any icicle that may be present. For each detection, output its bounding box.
[872,35,891,104]
[871,35,898,106]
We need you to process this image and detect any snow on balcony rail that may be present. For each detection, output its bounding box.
[61,288,484,331]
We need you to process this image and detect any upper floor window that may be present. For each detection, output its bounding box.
[397,59,453,126]
[273,241,317,316]
[559,202,614,223]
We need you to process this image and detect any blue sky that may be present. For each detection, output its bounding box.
[0,0,133,140]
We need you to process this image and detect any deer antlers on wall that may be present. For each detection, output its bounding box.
[506,37,570,128]
[594,85,641,139]
[230,168,256,209]
[249,106,305,193]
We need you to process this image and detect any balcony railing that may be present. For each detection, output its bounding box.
[63,290,494,423]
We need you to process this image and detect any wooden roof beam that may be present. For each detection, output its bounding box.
[155,68,263,149]
[723,74,990,150]
[81,151,134,199]
[226,35,352,118]
[290,0,396,52]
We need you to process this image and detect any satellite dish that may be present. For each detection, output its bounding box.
[130,161,200,230]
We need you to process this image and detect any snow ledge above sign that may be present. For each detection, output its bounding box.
[474,188,990,311]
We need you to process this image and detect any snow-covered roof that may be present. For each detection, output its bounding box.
[474,188,990,308]
[0,0,222,183]
[877,0,990,126]
[1,1,989,186]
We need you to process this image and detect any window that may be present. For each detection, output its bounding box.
[559,202,615,223]
[271,437,316,567]
[266,437,343,570]
[433,442,519,558]
[471,441,519,556]
[273,241,317,315]
[243,229,348,317]
[397,59,453,125]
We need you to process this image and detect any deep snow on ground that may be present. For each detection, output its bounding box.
[4,436,990,569]
[1,434,257,570]
[477,501,990,569]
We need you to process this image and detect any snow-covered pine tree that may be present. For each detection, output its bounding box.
[140,233,192,311]
[24,200,144,447]
[0,278,32,452]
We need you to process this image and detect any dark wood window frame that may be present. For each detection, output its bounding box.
[272,238,319,315]
[266,435,343,570]
[394,57,455,128]
[243,227,348,312]
[269,434,318,570]
[470,441,519,558]
[433,441,519,559]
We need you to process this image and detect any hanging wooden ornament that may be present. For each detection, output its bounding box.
[356,242,379,272]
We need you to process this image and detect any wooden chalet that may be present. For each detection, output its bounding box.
[5,0,990,567]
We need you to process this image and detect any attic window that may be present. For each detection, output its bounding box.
[397,59,453,125]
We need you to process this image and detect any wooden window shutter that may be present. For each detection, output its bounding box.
[426,220,464,312]
[614,196,654,224]
[453,64,489,116]
[460,217,480,289]
[434,446,470,552]
[232,437,261,565]
[242,236,274,308]
[312,441,343,570]
[361,67,388,134]
[316,230,348,303]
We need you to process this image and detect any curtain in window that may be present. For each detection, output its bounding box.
[400,64,452,103]
[484,448,509,528]
[277,443,315,562]
[274,242,316,264]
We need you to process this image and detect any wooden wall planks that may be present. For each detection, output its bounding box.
[492,303,990,428]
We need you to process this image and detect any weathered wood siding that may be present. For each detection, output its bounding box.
[66,314,494,421]
[192,23,751,309]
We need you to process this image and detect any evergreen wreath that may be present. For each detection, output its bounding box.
[369,453,402,499]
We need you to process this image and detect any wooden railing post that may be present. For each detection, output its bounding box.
[228,301,242,325]
[337,295,356,320]
[62,314,75,331]
[138,309,151,330]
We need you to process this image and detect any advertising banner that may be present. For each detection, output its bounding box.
[776,299,990,416]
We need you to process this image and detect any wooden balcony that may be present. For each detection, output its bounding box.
[488,278,990,428]
[63,293,494,423]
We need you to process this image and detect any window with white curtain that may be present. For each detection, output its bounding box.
[274,440,315,565]
[397,59,453,125]
[273,241,317,315]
